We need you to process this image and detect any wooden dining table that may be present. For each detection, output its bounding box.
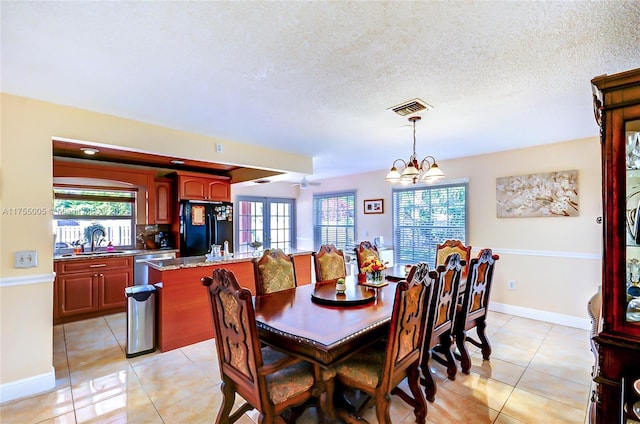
[253,275,397,421]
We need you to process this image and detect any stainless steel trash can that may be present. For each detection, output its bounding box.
[125,285,156,358]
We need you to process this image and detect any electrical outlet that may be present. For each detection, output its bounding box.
[216,143,223,152]
[15,250,38,268]
[508,280,516,290]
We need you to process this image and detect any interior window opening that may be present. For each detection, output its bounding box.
[53,186,136,251]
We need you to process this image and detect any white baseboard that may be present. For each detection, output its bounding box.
[0,367,55,404]
[490,302,591,330]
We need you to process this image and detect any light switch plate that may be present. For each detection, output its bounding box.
[15,250,38,268]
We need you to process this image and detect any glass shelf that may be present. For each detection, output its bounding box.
[626,129,640,323]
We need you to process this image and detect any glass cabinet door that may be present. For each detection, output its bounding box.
[626,119,640,324]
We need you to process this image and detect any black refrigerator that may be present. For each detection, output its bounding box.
[179,200,234,257]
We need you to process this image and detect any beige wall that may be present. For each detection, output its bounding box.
[236,137,603,324]
[180,143,600,320]
[0,93,311,401]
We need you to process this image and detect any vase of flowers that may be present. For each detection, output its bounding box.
[361,256,387,283]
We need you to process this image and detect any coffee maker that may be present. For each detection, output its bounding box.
[156,231,171,248]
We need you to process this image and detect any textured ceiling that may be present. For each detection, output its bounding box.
[2,1,640,182]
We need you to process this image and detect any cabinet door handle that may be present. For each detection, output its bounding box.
[89,264,107,268]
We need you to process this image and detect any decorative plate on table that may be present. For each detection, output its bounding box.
[361,280,389,288]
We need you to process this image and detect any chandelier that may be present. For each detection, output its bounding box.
[385,116,445,184]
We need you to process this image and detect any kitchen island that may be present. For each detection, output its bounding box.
[145,250,313,352]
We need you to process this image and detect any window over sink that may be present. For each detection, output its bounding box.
[53,187,136,251]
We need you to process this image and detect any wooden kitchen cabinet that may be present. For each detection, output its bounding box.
[54,256,133,324]
[154,178,172,224]
[173,171,230,202]
[58,273,96,317]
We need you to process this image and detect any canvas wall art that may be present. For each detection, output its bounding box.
[496,170,579,218]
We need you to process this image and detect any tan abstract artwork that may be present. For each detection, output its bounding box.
[496,170,579,218]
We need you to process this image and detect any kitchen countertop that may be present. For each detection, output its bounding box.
[54,248,179,261]
[145,250,313,271]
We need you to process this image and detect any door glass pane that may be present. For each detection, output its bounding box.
[237,197,295,254]
[269,200,292,251]
[626,119,640,323]
[237,200,264,254]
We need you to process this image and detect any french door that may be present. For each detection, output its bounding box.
[236,196,296,254]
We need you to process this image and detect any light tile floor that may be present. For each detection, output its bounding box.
[0,312,594,423]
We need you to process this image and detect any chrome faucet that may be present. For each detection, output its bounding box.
[90,228,105,252]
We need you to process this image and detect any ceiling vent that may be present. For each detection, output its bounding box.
[388,98,433,116]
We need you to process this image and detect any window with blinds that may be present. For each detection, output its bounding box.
[313,191,356,251]
[392,183,467,266]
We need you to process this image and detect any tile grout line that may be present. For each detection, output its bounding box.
[62,324,79,424]
[105,315,168,424]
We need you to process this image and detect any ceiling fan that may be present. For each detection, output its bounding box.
[293,176,321,189]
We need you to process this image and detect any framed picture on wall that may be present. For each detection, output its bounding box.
[364,199,384,214]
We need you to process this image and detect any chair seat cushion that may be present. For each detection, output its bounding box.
[334,342,386,388]
[262,347,315,404]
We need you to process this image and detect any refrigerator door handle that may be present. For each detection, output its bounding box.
[207,212,214,250]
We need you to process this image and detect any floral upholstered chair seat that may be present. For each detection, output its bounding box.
[334,341,386,387]
[254,249,297,295]
[262,347,315,404]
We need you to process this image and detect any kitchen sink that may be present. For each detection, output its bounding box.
[59,250,128,257]
[80,251,128,255]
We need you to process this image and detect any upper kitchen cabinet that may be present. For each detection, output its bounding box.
[154,178,172,224]
[173,171,231,202]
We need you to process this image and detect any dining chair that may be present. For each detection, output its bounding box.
[354,241,379,274]
[333,262,435,424]
[435,239,472,276]
[253,248,297,295]
[454,248,499,374]
[201,269,320,424]
[313,244,347,282]
[422,253,464,402]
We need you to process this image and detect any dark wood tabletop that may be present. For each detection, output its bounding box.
[253,275,397,366]
[385,264,411,281]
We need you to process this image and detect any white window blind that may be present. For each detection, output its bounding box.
[392,183,467,266]
[313,191,356,251]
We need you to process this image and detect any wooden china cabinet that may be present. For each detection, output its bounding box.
[591,68,640,424]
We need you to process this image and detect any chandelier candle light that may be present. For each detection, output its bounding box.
[385,116,445,185]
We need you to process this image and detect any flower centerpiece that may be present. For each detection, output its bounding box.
[361,256,388,283]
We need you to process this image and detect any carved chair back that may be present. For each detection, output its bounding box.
[354,241,379,274]
[421,253,464,401]
[454,248,500,374]
[253,248,297,295]
[333,262,435,423]
[436,239,472,275]
[203,269,263,407]
[313,244,347,282]
[202,269,317,423]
